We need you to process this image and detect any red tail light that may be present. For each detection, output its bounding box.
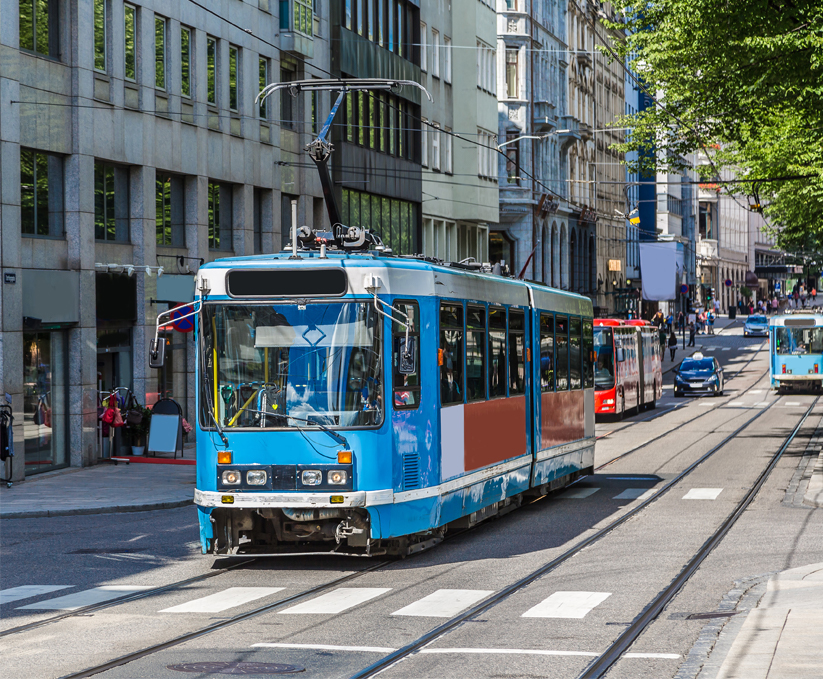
[816,364,819,374]
[782,364,787,374]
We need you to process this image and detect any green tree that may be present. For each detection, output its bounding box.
[604,1,823,248]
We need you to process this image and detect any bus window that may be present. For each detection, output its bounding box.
[440,303,464,405]
[393,300,420,409]
[570,317,582,389]
[488,306,507,398]
[556,315,569,390]
[466,305,487,401]
[583,319,593,388]
[594,327,614,389]
[540,313,554,392]
[509,310,525,394]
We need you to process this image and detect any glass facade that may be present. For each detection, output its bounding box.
[341,188,417,255]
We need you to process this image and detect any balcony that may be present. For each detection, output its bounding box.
[576,52,592,69]
[698,238,719,261]
[557,115,581,150]
[579,122,593,141]
[533,102,557,133]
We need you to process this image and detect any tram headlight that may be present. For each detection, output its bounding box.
[328,470,348,485]
[246,470,267,486]
[222,470,241,485]
[301,470,323,486]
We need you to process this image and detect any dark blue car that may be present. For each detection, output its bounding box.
[674,353,724,397]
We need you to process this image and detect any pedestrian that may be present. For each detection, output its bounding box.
[813,288,817,305]
[668,329,678,361]
[707,310,715,335]
[666,313,673,333]
[658,325,667,351]
[688,322,696,347]
[772,296,779,314]
[677,311,685,331]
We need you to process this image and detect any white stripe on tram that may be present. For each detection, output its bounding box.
[391,589,494,617]
[17,585,152,610]
[160,587,285,613]
[0,585,74,605]
[522,591,612,619]
[278,588,391,615]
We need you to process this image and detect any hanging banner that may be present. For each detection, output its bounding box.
[639,242,680,301]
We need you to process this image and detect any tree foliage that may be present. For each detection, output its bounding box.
[604,0,823,250]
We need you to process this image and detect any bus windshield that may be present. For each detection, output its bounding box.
[593,328,615,389]
[201,302,383,429]
[775,327,823,355]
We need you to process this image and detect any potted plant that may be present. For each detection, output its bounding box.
[128,406,152,455]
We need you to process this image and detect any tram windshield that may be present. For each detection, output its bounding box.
[200,302,383,429]
[593,328,615,389]
[775,327,823,355]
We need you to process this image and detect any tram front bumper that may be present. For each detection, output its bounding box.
[195,489,393,509]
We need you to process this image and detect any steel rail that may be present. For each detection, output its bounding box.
[346,390,782,679]
[579,396,819,679]
[57,560,389,679]
[0,558,258,638]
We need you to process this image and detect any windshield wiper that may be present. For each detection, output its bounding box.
[238,408,350,450]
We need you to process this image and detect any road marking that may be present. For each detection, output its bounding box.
[683,488,723,500]
[722,347,731,351]
[278,588,391,615]
[727,401,744,406]
[557,487,599,499]
[750,390,763,394]
[160,587,285,613]
[522,591,611,619]
[613,488,656,501]
[253,643,396,653]
[785,401,802,406]
[391,589,493,617]
[17,585,152,610]
[755,401,770,406]
[249,643,679,660]
[698,401,715,406]
[0,585,74,605]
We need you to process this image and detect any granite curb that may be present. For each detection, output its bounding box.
[1,497,194,519]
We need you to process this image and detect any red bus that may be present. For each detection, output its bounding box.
[594,319,663,418]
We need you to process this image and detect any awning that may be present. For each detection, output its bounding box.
[745,271,759,286]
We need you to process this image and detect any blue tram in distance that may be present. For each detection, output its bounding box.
[769,313,823,393]
[177,248,595,557]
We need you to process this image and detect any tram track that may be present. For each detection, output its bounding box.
[345,389,792,679]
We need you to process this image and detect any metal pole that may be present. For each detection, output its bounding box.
[681,293,686,350]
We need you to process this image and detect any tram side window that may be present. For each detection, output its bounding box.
[509,310,526,394]
[466,305,487,401]
[582,319,593,388]
[439,303,464,405]
[393,300,420,409]
[569,317,582,389]
[556,315,569,390]
[488,306,507,398]
[540,313,554,391]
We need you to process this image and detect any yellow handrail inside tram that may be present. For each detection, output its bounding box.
[227,389,260,427]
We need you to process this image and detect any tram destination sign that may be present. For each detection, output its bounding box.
[227,268,348,298]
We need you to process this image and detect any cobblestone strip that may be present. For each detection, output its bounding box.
[782,411,823,508]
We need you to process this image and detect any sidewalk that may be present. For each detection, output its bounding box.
[661,315,739,373]
[712,562,823,679]
[0,461,195,519]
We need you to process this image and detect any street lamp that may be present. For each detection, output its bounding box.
[496,130,572,149]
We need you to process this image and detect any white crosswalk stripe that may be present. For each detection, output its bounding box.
[613,488,656,501]
[522,591,611,619]
[0,585,74,605]
[683,488,723,500]
[17,585,152,610]
[160,587,285,613]
[722,347,732,351]
[278,588,391,615]
[391,589,493,617]
[557,487,599,499]
[785,401,802,406]
[727,401,744,406]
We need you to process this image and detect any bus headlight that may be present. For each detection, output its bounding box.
[222,470,241,485]
[246,470,267,486]
[301,470,323,485]
[328,470,348,485]
[602,399,615,405]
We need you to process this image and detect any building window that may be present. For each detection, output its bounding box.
[444,127,453,174]
[506,132,519,184]
[281,67,295,128]
[431,29,440,78]
[208,181,233,251]
[155,173,185,246]
[181,27,191,97]
[228,45,239,111]
[421,119,428,167]
[345,0,352,30]
[94,0,106,72]
[431,124,440,171]
[20,0,59,58]
[154,16,166,90]
[253,188,264,254]
[444,36,452,83]
[207,37,217,105]
[387,0,393,51]
[94,162,130,242]
[420,22,427,71]
[259,58,269,118]
[341,188,417,254]
[506,48,519,99]
[124,4,136,81]
[292,0,313,36]
[20,148,63,237]
[396,0,403,57]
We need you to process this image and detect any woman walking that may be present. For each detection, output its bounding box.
[669,329,678,361]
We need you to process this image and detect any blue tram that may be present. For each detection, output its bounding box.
[174,251,595,556]
[769,313,823,392]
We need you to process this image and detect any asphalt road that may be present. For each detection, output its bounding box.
[2,324,822,679]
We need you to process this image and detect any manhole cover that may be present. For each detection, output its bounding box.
[168,662,305,675]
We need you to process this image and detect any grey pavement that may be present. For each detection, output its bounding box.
[713,562,823,679]
[0,462,195,518]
